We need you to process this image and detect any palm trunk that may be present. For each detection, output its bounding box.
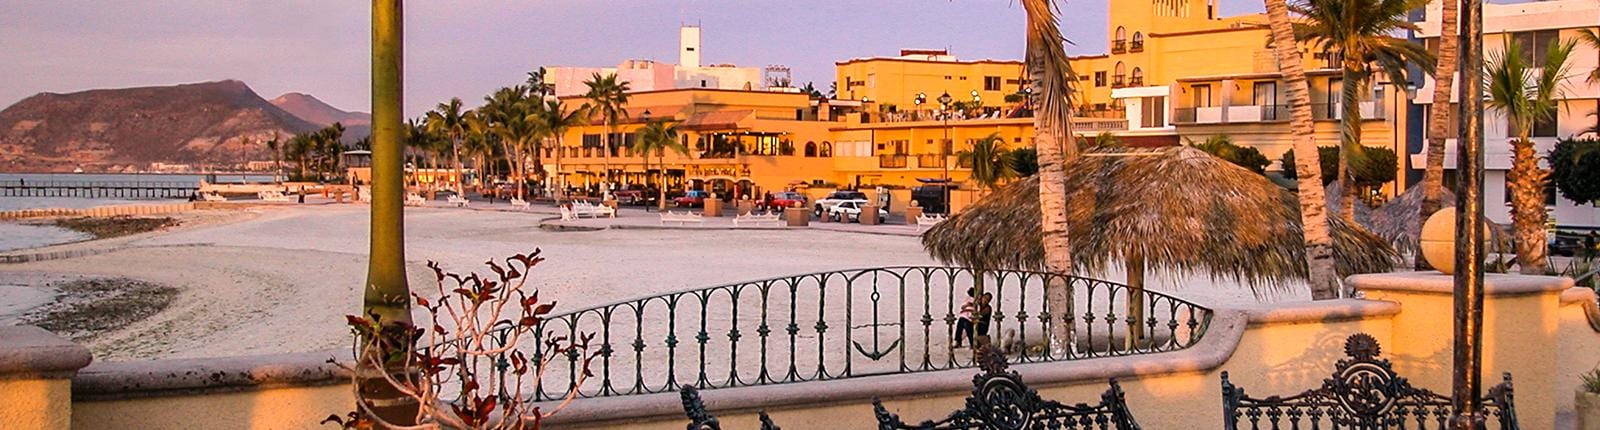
[603,119,613,192]
[1418,0,1461,270]
[555,135,565,199]
[1509,136,1548,274]
[1024,0,1079,356]
[1338,66,1365,224]
[362,0,415,425]
[658,155,669,211]
[451,133,463,195]
[1266,0,1340,300]
[1124,250,1146,350]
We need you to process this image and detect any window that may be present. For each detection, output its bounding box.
[1094,71,1107,87]
[1191,84,1213,108]
[1252,82,1277,106]
[1141,96,1165,128]
[1130,67,1144,86]
[804,141,818,157]
[984,76,1002,91]
[1131,32,1145,52]
[1512,30,1560,63]
[1508,114,1558,138]
[819,142,833,157]
[1112,62,1126,87]
[1113,26,1127,53]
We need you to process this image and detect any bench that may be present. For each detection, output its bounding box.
[660,211,704,225]
[680,385,781,430]
[572,201,615,218]
[258,191,291,202]
[509,197,530,210]
[733,212,782,227]
[199,192,227,202]
[404,193,427,207]
[916,214,946,228]
[446,195,470,208]
[1222,333,1518,430]
[873,346,1141,429]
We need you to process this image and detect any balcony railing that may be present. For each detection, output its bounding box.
[1172,103,1381,125]
[917,154,947,169]
[1112,75,1126,88]
[1112,39,1127,54]
[1311,101,1385,121]
[879,154,909,168]
[485,266,1212,401]
[1129,77,1144,87]
[1130,40,1144,52]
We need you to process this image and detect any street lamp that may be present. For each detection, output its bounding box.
[641,109,651,211]
[938,91,953,214]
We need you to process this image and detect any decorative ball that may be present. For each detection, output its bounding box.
[1419,207,1490,275]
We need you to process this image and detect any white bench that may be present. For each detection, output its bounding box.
[733,212,782,227]
[200,192,227,202]
[572,201,615,218]
[447,195,470,208]
[916,214,947,228]
[258,191,291,202]
[357,187,373,203]
[405,193,427,207]
[659,211,704,225]
[510,198,530,210]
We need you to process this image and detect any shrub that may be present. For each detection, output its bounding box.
[1009,147,1039,177]
[1188,135,1271,174]
[1550,137,1600,205]
[1281,145,1397,188]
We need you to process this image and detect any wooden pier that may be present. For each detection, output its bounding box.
[0,180,199,198]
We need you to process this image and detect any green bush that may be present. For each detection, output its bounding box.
[1189,135,1271,174]
[1550,137,1600,205]
[1009,147,1039,177]
[1281,145,1397,187]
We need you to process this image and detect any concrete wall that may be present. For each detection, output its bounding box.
[0,203,195,220]
[0,326,93,430]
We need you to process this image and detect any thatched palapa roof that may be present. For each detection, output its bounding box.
[921,146,1397,292]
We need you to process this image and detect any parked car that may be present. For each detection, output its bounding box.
[813,190,869,216]
[614,190,647,206]
[826,200,889,223]
[911,184,957,214]
[1550,235,1586,257]
[769,191,807,211]
[674,190,711,208]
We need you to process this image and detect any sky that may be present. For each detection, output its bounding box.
[0,0,1268,118]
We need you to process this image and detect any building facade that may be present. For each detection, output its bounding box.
[1411,0,1600,229]
[546,26,765,97]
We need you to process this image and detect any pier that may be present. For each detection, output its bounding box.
[0,180,199,198]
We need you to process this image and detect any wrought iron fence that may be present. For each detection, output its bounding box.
[490,266,1212,401]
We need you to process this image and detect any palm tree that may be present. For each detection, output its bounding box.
[1578,29,1600,84]
[265,132,283,183]
[1264,0,1340,299]
[956,132,1016,192]
[584,73,630,192]
[535,99,589,197]
[631,119,688,210]
[1418,0,1461,267]
[483,86,545,199]
[1294,0,1434,224]
[1022,0,1079,354]
[1486,37,1576,274]
[424,98,468,195]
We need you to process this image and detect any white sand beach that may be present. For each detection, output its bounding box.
[0,204,1310,361]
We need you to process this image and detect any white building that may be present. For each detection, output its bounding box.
[547,25,764,97]
[1412,0,1600,229]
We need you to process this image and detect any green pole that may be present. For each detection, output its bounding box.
[361,0,416,426]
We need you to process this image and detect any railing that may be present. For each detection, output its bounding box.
[1112,75,1126,88]
[1173,108,1198,124]
[1129,77,1144,87]
[1130,40,1144,53]
[495,266,1213,401]
[879,155,909,168]
[916,154,947,169]
[1112,40,1127,54]
[0,181,200,198]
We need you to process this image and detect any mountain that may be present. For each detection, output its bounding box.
[269,92,371,127]
[0,80,320,172]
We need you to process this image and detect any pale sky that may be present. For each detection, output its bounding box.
[0,0,1268,118]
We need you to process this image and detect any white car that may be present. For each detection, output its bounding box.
[812,190,870,216]
[826,200,889,223]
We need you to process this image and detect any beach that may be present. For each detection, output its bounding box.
[0,203,1310,362]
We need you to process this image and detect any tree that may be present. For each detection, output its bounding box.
[1189,135,1271,174]
[265,132,283,183]
[1487,37,1576,274]
[481,85,544,199]
[1578,29,1600,84]
[1282,146,1397,190]
[631,119,688,210]
[1023,0,1080,354]
[1264,0,1340,300]
[534,99,589,197]
[1293,0,1434,223]
[957,133,1017,191]
[424,98,469,195]
[361,2,412,424]
[1550,137,1600,206]
[1010,147,1039,177]
[1418,0,1461,270]
[584,73,630,192]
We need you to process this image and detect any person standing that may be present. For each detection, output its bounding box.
[954,288,976,348]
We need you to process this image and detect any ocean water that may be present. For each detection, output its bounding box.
[1,172,274,211]
[0,222,89,252]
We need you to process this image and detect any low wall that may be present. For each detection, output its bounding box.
[0,326,93,430]
[0,202,195,220]
[71,350,352,430]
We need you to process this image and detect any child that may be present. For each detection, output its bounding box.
[974,292,993,342]
[955,288,975,348]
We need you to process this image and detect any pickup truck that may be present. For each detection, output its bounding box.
[673,190,711,207]
[826,200,889,223]
[812,190,869,217]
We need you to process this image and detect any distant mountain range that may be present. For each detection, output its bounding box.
[0,80,370,172]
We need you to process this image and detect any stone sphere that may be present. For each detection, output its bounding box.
[1419,207,1491,275]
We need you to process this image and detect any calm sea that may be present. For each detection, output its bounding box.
[0,172,274,211]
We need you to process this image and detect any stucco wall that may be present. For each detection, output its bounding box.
[0,378,73,430]
[73,384,351,430]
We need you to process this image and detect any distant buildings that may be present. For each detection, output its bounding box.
[546,26,764,97]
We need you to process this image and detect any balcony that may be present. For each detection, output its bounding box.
[1173,102,1384,125]
[879,154,908,169]
[916,154,947,169]
[1129,77,1144,87]
[1130,40,1144,53]
[1112,75,1126,88]
[1112,39,1126,54]
[1311,101,1385,121]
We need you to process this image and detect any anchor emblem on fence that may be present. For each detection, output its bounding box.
[852,289,901,361]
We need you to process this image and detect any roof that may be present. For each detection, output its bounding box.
[682,110,753,131]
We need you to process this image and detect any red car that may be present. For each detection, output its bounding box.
[768,191,807,211]
[673,190,711,207]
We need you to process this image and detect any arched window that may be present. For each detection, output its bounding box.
[804,141,818,157]
[1131,32,1145,52]
[1114,27,1127,53]
[1130,67,1144,86]
[819,141,833,157]
[1113,62,1126,87]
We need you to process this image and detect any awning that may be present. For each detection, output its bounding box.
[683,110,753,131]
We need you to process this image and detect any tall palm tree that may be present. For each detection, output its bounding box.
[1486,37,1576,274]
[1264,0,1340,299]
[424,98,468,195]
[1578,29,1600,84]
[584,73,630,192]
[265,132,282,183]
[956,132,1016,192]
[363,2,412,424]
[1418,0,1462,267]
[1022,0,1079,353]
[535,99,589,197]
[631,119,688,210]
[1294,0,1434,224]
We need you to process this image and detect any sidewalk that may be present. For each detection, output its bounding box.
[540,206,927,237]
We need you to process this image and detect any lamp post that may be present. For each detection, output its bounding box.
[642,109,651,211]
[938,91,953,214]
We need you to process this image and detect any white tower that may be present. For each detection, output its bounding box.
[679,25,701,69]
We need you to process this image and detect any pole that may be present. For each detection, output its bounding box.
[362,0,416,425]
[1449,0,1485,427]
[943,115,950,214]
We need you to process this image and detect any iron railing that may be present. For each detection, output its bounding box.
[879,155,909,168]
[495,266,1213,401]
